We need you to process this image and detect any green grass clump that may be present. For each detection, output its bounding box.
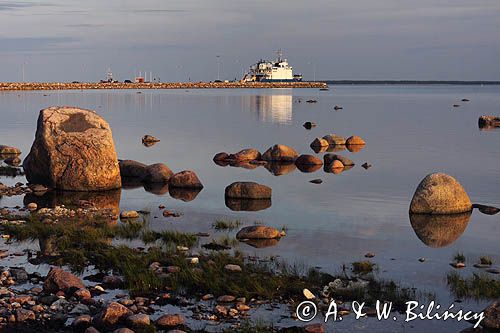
[479,256,493,266]
[447,272,500,300]
[453,252,466,263]
[212,219,241,231]
[141,230,197,248]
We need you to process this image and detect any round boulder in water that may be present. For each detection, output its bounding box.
[409,173,472,214]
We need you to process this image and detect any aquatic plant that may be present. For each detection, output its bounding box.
[352,261,375,274]
[447,271,500,300]
[212,219,241,231]
[479,256,493,266]
[453,252,466,263]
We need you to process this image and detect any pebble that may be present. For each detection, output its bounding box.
[309,179,323,184]
[303,288,315,300]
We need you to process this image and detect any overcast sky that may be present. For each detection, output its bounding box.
[1,0,499,82]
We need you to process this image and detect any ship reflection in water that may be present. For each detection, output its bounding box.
[244,94,293,125]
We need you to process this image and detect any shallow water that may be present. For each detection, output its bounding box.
[1,85,499,332]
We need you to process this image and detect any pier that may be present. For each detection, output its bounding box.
[0,81,327,91]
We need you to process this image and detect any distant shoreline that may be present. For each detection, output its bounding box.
[0,81,326,91]
[326,80,500,85]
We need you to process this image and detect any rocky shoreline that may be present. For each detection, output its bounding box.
[0,82,327,91]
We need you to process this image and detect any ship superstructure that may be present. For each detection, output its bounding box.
[242,50,302,82]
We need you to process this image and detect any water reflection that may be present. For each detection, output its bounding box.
[169,187,202,202]
[225,198,272,212]
[244,95,293,124]
[409,212,471,248]
[242,238,280,248]
[23,189,122,216]
[264,162,296,176]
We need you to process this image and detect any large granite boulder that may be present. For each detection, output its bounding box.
[409,173,472,214]
[262,144,298,162]
[225,182,272,199]
[23,107,121,191]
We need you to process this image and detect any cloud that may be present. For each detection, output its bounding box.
[0,36,77,52]
[0,1,53,11]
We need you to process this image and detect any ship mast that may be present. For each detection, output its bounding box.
[276,49,283,62]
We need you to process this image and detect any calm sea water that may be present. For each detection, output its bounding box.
[1,85,499,332]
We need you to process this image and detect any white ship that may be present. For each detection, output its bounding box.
[242,50,302,83]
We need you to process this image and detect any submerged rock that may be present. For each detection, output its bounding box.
[262,144,299,162]
[169,170,203,189]
[225,182,272,199]
[409,173,472,214]
[23,107,121,191]
[236,226,283,239]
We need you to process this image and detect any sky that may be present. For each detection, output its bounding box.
[0,0,499,82]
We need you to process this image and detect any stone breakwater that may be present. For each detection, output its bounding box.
[0,81,327,91]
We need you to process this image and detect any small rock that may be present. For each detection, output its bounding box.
[26,203,38,211]
[305,323,325,333]
[362,162,372,169]
[126,313,150,327]
[303,288,315,300]
[224,264,242,272]
[310,138,329,148]
[419,258,426,262]
[15,309,35,322]
[217,295,236,303]
[450,262,466,269]
[309,179,323,184]
[156,314,185,328]
[120,211,140,219]
[364,252,375,258]
[333,105,343,111]
[73,314,92,328]
[346,135,366,145]
[303,122,317,129]
[215,305,228,316]
[225,182,272,199]
[169,170,203,189]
